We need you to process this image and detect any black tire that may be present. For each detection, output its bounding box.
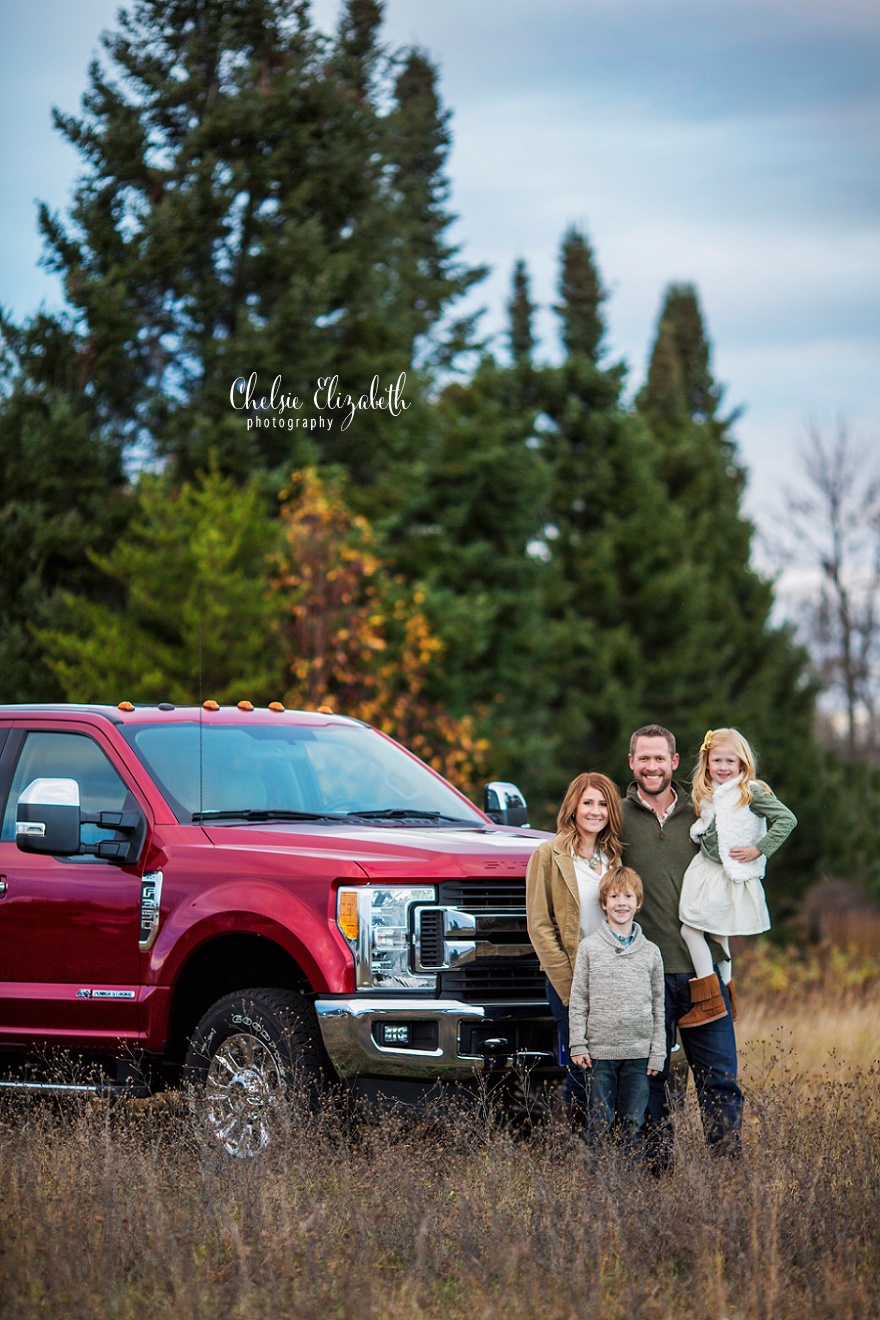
[184,987,330,1157]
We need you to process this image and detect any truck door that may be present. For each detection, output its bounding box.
[0,728,145,1050]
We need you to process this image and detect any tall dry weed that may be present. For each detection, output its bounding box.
[0,1054,878,1320]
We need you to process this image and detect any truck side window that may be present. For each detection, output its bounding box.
[0,732,131,855]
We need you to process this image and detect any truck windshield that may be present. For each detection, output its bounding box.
[121,720,486,827]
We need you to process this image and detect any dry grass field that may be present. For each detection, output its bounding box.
[0,944,877,1320]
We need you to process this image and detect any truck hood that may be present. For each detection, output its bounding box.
[200,821,549,880]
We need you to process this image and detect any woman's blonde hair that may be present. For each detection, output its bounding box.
[556,772,623,866]
[692,727,760,811]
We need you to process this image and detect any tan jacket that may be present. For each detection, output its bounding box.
[525,834,582,1005]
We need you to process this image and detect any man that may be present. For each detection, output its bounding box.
[620,724,743,1165]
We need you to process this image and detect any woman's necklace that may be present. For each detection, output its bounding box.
[576,839,603,871]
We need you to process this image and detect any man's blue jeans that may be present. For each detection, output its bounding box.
[588,1057,649,1155]
[647,969,742,1168]
[545,978,589,1111]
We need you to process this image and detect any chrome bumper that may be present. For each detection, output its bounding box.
[315,996,550,1081]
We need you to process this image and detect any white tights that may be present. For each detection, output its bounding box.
[681,924,732,984]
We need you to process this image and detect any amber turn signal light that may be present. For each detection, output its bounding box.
[338,891,359,941]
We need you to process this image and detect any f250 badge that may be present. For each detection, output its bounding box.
[139,870,164,951]
[76,989,136,999]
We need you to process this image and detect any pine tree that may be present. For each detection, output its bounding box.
[0,312,130,701]
[36,0,482,485]
[385,260,552,734]
[647,283,721,422]
[517,228,660,808]
[506,257,539,414]
[507,258,535,368]
[637,282,821,897]
[510,239,816,863]
[553,226,605,362]
[395,355,550,715]
[36,464,284,705]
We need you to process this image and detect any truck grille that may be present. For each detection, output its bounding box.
[436,878,545,1003]
[440,879,529,910]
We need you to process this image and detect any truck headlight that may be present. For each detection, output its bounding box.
[336,886,436,990]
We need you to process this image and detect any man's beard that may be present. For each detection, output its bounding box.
[636,771,672,796]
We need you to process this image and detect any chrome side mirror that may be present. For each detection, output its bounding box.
[16,778,82,855]
[483,781,529,827]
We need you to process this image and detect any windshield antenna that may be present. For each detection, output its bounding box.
[198,616,204,818]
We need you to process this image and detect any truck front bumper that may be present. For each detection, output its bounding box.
[314,996,557,1082]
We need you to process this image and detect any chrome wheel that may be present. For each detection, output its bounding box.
[203,1031,284,1157]
[184,988,330,1158]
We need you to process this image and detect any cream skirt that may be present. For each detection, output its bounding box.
[679,851,771,937]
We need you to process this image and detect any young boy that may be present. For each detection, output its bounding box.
[568,865,666,1151]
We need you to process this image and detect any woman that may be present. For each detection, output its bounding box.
[526,772,623,1115]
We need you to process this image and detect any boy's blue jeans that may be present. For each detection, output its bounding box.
[588,1057,649,1152]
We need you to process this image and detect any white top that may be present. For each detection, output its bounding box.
[572,850,608,939]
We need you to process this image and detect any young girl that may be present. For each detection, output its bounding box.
[677,728,797,1028]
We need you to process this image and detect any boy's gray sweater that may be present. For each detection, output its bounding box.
[568,922,666,1073]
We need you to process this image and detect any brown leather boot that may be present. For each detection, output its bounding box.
[677,972,728,1028]
[726,980,738,1021]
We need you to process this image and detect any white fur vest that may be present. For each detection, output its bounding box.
[690,775,768,881]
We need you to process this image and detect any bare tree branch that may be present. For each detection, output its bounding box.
[780,419,880,760]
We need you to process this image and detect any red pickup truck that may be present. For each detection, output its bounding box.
[0,703,557,1154]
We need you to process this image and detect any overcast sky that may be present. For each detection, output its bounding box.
[1,0,877,540]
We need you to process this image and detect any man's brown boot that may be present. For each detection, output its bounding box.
[677,972,728,1028]
[726,980,738,1022]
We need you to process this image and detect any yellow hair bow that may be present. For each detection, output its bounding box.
[700,729,715,752]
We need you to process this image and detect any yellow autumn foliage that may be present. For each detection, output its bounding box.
[275,468,490,796]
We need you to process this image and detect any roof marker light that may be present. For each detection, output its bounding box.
[268,701,285,712]
[203,700,219,711]
[318,705,333,714]
[117,701,135,712]
[237,700,254,712]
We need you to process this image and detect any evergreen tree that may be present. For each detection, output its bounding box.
[516,229,662,808]
[637,283,820,897]
[506,257,539,414]
[0,312,130,701]
[37,0,482,486]
[396,355,550,720]
[507,258,535,368]
[644,283,721,423]
[36,465,284,705]
[553,225,605,362]
[384,263,552,752]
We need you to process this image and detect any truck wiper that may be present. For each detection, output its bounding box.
[191,809,350,823]
[349,809,482,826]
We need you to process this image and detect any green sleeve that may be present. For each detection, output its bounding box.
[750,782,797,857]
